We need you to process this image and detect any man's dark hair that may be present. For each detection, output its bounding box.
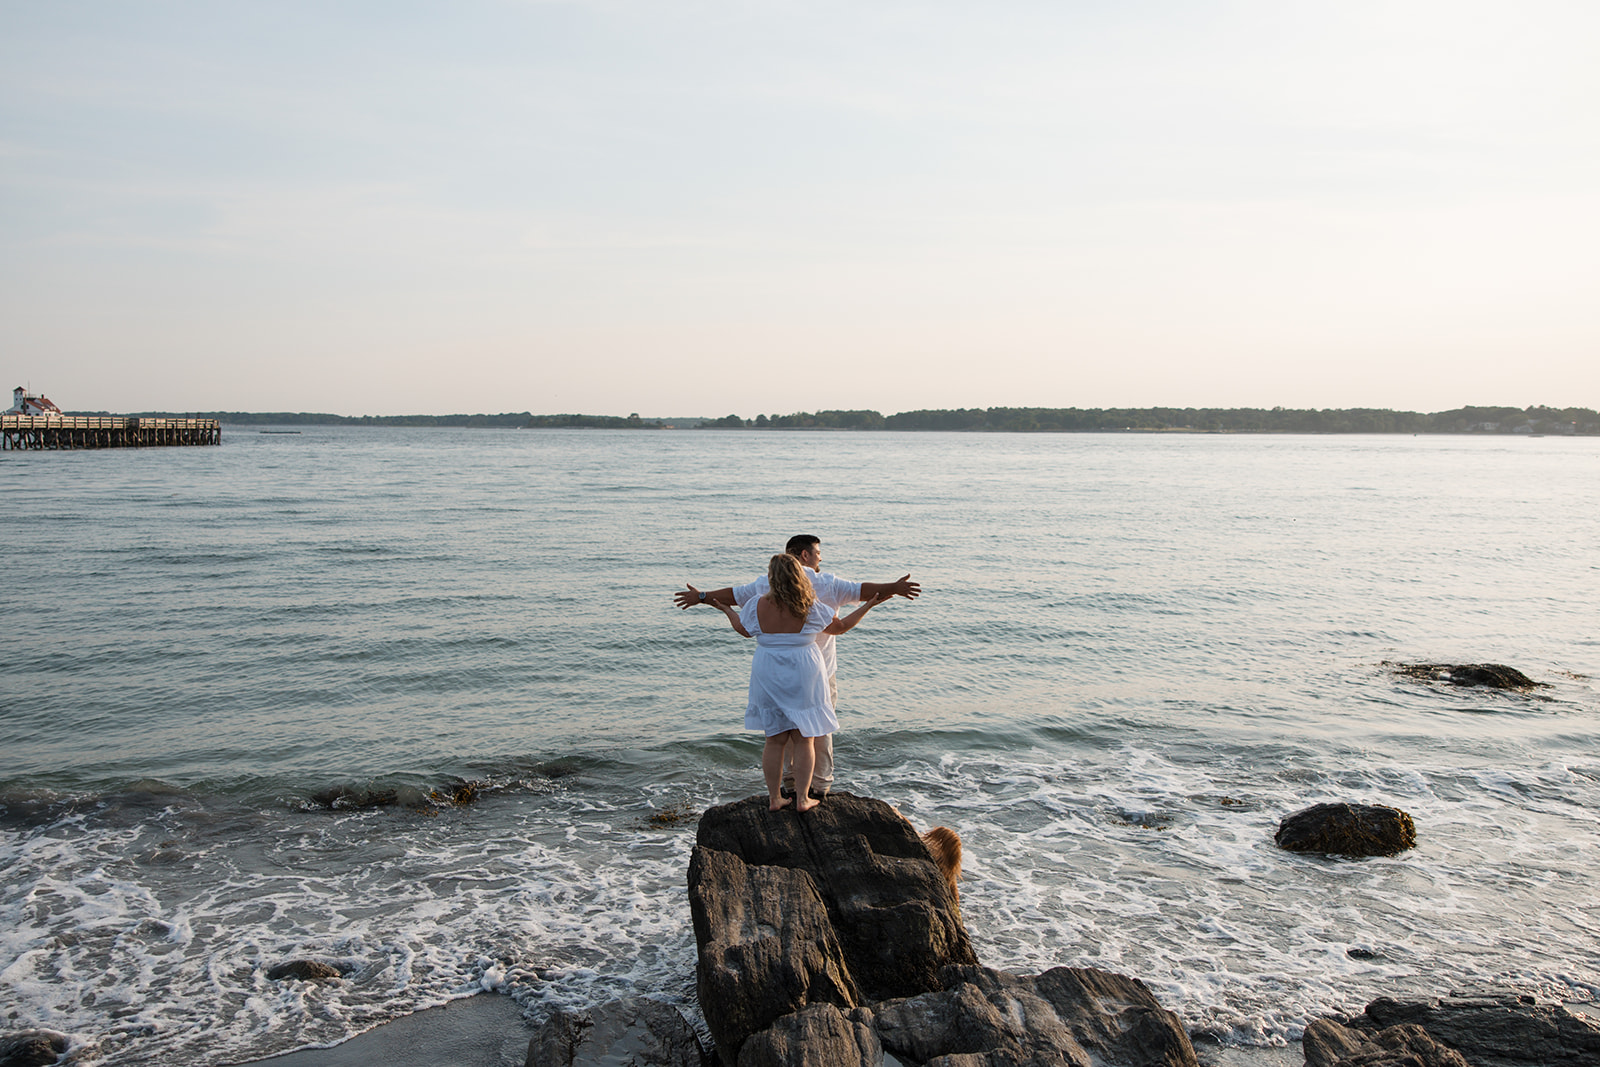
[785,534,821,556]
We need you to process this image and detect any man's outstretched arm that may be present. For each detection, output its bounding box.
[674,584,737,610]
[858,574,920,601]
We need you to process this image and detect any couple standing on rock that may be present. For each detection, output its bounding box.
[675,535,920,812]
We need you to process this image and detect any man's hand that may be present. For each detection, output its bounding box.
[890,574,921,600]
[674,585,703,610]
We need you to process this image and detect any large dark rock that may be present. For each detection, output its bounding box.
[873,965,1198,1067]
[694,793,977,1002]
[0,1031,68,1067]
[688,793,1198,1067]
[526,996,708,1067]
[1343,995,1600,1067]
[1304,1018,1469,1067]
[1274,803,1416,857]
[687,845,861,1062]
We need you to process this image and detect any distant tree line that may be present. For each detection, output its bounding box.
[130,406,1598,434]
[701,405,1600,434]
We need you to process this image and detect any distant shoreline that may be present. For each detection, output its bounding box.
[71,404,1600,435]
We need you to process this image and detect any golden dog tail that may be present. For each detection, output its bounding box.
[921,826,962,902]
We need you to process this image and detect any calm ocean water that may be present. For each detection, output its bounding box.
[2,428,1597,1065]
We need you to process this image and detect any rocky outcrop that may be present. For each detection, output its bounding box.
[688,793,1199,1067]
[693,794,977,1005]
[526,996,709,1067]
[1304,995,1600,1067]
[1275,803,1416,857]
[687,846,862,1056]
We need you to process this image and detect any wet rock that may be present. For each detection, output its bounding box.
[266,959,343,982]
[1304,1019,1469,1067]
[1387,662,1544,689]
[0,1031,68,1067]
[689,793,1199,1067]
[694,793,977,1002]
[687,845,861,1062]
[735,1002,882,1067]
[1275,803,1416,857]
[1348,995,1600,1067]
[525,996,708,1067]
[873,965,1197,1067]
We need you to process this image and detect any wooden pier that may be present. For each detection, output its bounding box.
[1,414,222,450]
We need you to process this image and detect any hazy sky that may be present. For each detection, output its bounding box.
[3,2,1597,417]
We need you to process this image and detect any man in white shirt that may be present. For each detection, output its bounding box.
[675,534,920,797]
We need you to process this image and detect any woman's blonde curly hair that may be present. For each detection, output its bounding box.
[767,553,815,618]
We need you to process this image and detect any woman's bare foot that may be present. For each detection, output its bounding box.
[795,796,820,813]
[768,796,792,812]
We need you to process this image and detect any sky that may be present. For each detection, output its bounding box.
[3,1,1597,418]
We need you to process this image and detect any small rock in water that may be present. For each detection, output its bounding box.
[0,1031,68,1067]
[266,959,343,982]
[1275,802,1416,857]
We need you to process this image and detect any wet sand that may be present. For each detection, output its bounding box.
[232,994,535,1067]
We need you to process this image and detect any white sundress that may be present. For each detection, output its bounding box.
[740,598,839,739]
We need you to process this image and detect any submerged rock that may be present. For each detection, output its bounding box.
[1275,802,1416,857]
[1307,995,1600,1067]
[266,959,342,982]
[1387,662,1544,690]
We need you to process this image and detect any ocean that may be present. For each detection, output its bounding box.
[2,427,1597,1065]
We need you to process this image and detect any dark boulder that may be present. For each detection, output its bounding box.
[872,965,1197,1067]
[525,996,708,1067]
[1275,803,1416,857]
[1351,995,1600,1067]
[694,793,977,1002]
[0,1031,68,1067]
[266,959,343,982]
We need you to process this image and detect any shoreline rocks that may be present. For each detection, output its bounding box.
[683,793,1199,1067]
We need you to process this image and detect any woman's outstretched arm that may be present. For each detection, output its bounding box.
[823,589,896,635]
[709,593,752,637]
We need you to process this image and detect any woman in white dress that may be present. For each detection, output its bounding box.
[714,554,891,812]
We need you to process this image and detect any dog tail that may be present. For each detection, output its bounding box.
[920,826,962,902]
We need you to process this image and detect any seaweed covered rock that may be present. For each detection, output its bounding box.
[1275,802,1416,857]
[1388,662,1544,690]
